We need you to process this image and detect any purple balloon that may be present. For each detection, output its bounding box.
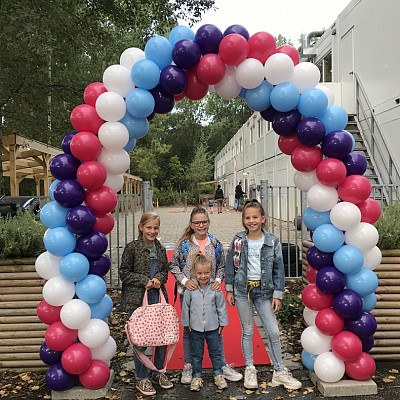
[89,253,111,276]
[361,335,375,352]
[172,39,201,70]
[342,151,368,176]
[345,311,377,338]
[149,85,175,114]
[272,109,302,136]
[296,117,326,146]
[195,24,223,55]
[61,132,77,154]
[160,65,188,95]
[332,289,363,319]
[260,106,276,122]
[66,205,96,234]
[223,24,250,40]
[45,362,76,391]
[321,130,354,159]
[40,342,63,365]
[316,266,345,295]
[306,246,334,270]
[53,179,85,208]
[76,230,108,260]
[50,153,81,180]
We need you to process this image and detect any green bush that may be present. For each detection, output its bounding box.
[0,211,46,259]
[278,293,304,330]
[199,183,214,194]
[375,202,400,250]
[152,187,179,206]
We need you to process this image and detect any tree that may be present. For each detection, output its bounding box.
[185,141,213,189]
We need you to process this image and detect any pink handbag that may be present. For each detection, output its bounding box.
[125,290,179,373]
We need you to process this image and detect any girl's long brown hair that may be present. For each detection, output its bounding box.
[138,211,160,238]
[242,199,267,230]
[178,206,209,245]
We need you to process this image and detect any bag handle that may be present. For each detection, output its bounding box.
[142,289,167,307]
[132,343,176,374]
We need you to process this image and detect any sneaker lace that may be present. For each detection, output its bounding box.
[224,363,235,373]
[282,368,297,382]
[142,379,153,391]
[247,367,256,381]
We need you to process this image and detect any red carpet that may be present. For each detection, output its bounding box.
[165,251,270,370]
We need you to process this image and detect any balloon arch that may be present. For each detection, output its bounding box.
[35,24,381,391]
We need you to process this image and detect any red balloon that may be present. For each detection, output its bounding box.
[302,283,333,311]
[70,131,102,161]
[248,31,276,64]
[85,186,118,215]
[70,104,104,134]
[196,54,226,85]
[357,198,381,224]
[315,308,344,336]
[219,34,249,66]
[77,161,107,190]
[345,352,376,380]
[278,134,301,155]
[174,92,185,101]
[84,82,107,106]
[79,360,111,389]
[93,213,115,235]
[316,158,347,187]
[331,331,363,362]
[291,145,323,172]
[37,300,62,325]
[184,69,209,100]
[306,265,318,284]
[45,321,78,352]
[338,175,372,204]
[275,45,300,65]
[62,343,92,375]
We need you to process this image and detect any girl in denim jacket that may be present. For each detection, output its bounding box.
[225,199,301,391]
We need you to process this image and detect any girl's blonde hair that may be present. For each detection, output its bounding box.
[138,212,160,238]
[242,199,267,230]
[178,206,209,245]
[191,250,212,278]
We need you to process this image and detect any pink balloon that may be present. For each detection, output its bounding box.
[37,300,62,325]
[291,145,323,172]
[302,283,333,311]
[77,161,107,190]
[315,308,344,336]
[345,352,376,380]
[316,158,347,187]
[45,321,78,352]
[278,134,301,155]
[79,360,111,389]
[196,54,226,85]
[275,45,300,65]
[93,213,115,235]
[306,265,318,284]
[84,82,107,106]
[184,68,208,101]
[337,175,371,205]
[62,343,92,375]
[332,331,363,362]
[70,104,104,134]
[70,131,102,161]
[219,34,249,66]
[85,186,118,215]
[357,198,381,224]
[248,31,276,63]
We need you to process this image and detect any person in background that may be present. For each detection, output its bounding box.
[234,181,245,211]
[214,184,224,214]
[208,198,214,214]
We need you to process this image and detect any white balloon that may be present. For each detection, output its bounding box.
[344,222,379,251]
[362,246,382,270]
[120,47,145,70]
[293,170,319,192]
[301,326,332,355]
[303,306,318,326]
[264,53,294,85]
[60,299,91,330]
[314,352,345,383]
[98,148,130,175]
[35,251,62,280]
[95,92,126,122]
[316,84,334,105]
[78,318,110,348]
[235,58,265,89]
[289,62,321,93]
[91,336,117,362]
[214,66,242,100]
[103,64,135,98]
[98,122,129,151]
[208,85,215,93]
[42,276,75,306]
[104,173,125,193]
[307,183,339,212]
[330,202,362,231]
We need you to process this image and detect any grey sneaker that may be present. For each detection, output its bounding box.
[181,363,192,384]
[214,374,228,389]
[190,377,203,391]
[244,365,258,389]
[272,367,302,390]
[153,373,173,389]
[222,363,243,381]
[136,378,156,396]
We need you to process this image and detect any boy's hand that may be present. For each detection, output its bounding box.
[271,298,282,314]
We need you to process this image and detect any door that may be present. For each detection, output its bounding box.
[340,27,355,113]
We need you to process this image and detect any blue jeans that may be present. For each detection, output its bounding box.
[235,197,241,210]
[190,329,223,377]
[180,294,226,365]
[234,285,284,371]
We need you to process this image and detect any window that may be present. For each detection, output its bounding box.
[317,53,332,83]
[250,124,255,144]
[258,119,263,139]
[239,137,243,152]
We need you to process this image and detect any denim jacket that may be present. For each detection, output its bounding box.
[225,229,285,300]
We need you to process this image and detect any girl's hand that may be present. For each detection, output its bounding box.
[211,281,221,291]
[151,278,161,289]
[145,280,154,290]
[185,279,198,291]
[271,298,282,314]
[226,291,235,307]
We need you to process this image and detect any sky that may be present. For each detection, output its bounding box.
[181,0,352,46]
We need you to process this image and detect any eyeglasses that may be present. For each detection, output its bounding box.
[191,220,210,226]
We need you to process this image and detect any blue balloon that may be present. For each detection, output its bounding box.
[59,252,90,282]
[317,105,348,134]
[302,349,318,372]
[125,88,155,118]
[312,224,345,253]
[49,180,60,201]
[44,227,76,257]
[298,88,328,117]
[362,292,377,312]
[238,87,247,98]
[168,25,195,46]
[346,267,379,297]
[131,59,160,90]
[302,207,331,231]
[40,201,69,229]
[120,111,149,139]
[333,245,364,274]
[75,274,107,304]
[245,81,273,111]
[144,36,173,69]
[124,138,137,152]
[270,82,299,112]
[344,130,356,151]
[90,294,113,320]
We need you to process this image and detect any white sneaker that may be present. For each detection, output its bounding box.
[190,377,203,391]
[244,365,258,389]
[181,363,192,384]
[272,367,302,390]
[222,363,243,381]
